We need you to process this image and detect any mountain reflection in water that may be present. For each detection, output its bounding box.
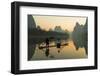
[28,38,87,61]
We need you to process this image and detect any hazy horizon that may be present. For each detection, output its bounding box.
[33,15,87,32]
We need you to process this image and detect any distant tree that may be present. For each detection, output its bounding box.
[54,26,63,32]
[37,25,41,30]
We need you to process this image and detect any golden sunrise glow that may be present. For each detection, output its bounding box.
[33,15,87,32]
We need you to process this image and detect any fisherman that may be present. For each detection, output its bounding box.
[56,38,61,48]
[46,38,49,47]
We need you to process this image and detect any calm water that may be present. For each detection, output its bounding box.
[29,38,87,61]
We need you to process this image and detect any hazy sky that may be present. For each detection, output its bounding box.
[33,15,87,32]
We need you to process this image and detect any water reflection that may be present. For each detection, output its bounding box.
[28,37,87,60]
[28,43,36,60]
[73,37,88,55]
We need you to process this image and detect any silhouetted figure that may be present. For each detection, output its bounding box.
[56,39,61,48]
[45,48,49,57]
[46,38,49,47]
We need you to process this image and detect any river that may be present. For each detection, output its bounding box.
[29,38,87,61]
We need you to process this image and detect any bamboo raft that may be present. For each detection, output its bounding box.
[39,43,68,49]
